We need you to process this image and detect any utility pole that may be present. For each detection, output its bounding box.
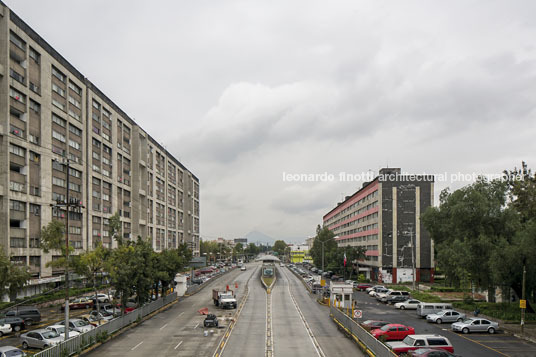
[521,264,526,335]
[409,227,416,291]
[52,158,84,340]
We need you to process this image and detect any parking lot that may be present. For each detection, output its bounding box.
[353,290,536,357]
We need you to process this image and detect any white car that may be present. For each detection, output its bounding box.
[426,310,466,324]
[59,318,95,333]
[395,299,421,310]
[91,294,112,303]
[366,285,385,293]
[46,325,80,340]
[0,323,12,337]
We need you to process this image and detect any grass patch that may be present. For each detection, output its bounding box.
[262,277,274,287]
[452,301,536,322]
[389,285,443,303]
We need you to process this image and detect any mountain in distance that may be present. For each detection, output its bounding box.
[244,231,275,245]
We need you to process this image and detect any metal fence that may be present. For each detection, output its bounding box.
[330,305,396,357]
[33,292,177,357]
[184,268,236,296]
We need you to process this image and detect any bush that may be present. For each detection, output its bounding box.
[430,286,459,292]
[96,331,108,343]
[452,301,536,322]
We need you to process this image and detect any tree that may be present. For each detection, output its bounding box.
[73,243,107,317]
[0,247,31,300]
[422,178,517,301]
[272,240,287,256]
[233,243,244,260]
[310,225,337,270]
[107,244,137,315]
[109,212,122,246]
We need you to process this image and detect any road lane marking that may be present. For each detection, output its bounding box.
[177,311,184,318]
[450,333,510,357]
[131,341,143,350]
[194,322,199,329]
[174,340,183,350]
[160,323,168,330]
[282,269,325,357]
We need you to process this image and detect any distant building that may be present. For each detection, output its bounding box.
[323,168,435,283]
[305,236,314,249]
[234,238,247,245]
[290,244,312,264]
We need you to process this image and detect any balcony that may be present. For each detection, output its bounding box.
[10,227,26,238]
[10,209,25,221]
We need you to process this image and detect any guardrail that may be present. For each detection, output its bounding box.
[33,292,178,357]
[330,305,396,357]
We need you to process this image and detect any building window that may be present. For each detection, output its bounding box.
[29,238,40,249]
[68,96,81,109]
[52,83,66,97]
[52,177,66,188]
[30,99,41,113]
[69,139,81,150]
[69,226,81,235]
[9,88,26,104]
[10,238,26,248]
[69,124,82,137]
[9,200,25,211]
[29,134,40,145]
[29,47,40,63]
[52,66,66,82]
[52,99,65,111]
[69,182,81,192]
[9,144,25,157]
[9,31,26,51]
[9,68,25,84]
[68,81,82,96]
[52,130,66,143]
[69,167,81,178]
[52,114,66,127]
[29,151,40,164]
[92,100,100,110]
[30,204,40,216]
[68,109,81,121]
[52,160,65,172]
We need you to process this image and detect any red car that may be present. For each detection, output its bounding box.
[357,283,373,291]
[372,324,415,341]
[361,320,390,331]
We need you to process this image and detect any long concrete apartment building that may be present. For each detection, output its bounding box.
[323,168,434,283]
[0,2,200,279]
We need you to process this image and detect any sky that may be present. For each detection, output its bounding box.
[6,0,536,243]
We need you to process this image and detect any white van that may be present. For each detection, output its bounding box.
[416,303,453,318]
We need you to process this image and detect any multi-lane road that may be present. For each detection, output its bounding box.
[87,261,363,357]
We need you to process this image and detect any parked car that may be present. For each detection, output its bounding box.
[416,303,453,318]
[356,283,373,291]
[20,329,63,350]
[370,288,389,297]
[386,334,454,355]
[426,310,466,324]
[387,295,411,305]
[4,308,40,326]
[240,266,246,271]
[58,318,95,333]
[372,324,415,341]
[89,310,114,321]
[80,314,109,326]
[360,320,391,331]
[382,291,411,303]
[395,299,421,310]
[204,314,218,327]
[90,294,112,303]
[0,346,26,357]
[366,285,385,293]
[0,324,12,337]
[451,318,499,334]
[45,325,80,340]
[0,317,25,332]
[409,348,461,356]
[61,297,93,311]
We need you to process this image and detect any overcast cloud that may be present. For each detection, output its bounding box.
[7,0,536,242]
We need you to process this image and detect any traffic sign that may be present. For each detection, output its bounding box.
[520,299,527,309]
[320,279,326,287]
[353,310,362,319]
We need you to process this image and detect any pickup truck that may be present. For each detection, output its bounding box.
[212,289,237,309]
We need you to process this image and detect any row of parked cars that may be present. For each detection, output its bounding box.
[360,285,501,355]
[0,293,140,352]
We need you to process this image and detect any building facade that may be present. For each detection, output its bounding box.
[0,2,200,279]
[289,244,312,264]
[323,168,434,283]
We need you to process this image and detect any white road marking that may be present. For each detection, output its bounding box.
[194,322,200,329]
[283,269,325,357]
[177,311,184,318]
[174,340,183,350]
[160,323,168,330]
[131,341,143,350]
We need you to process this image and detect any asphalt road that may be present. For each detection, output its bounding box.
[223,265,363,357]
[221,266,266,357]
[86,266,256,357]
[354,291,536,357]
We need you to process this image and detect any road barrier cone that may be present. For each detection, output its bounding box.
[235,282,238,289]
[226,284,229,291]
